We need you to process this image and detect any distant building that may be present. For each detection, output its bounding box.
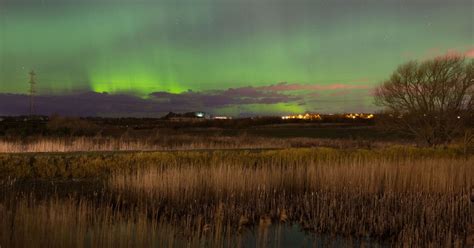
[196,112,213,119]
[163,112,210,122]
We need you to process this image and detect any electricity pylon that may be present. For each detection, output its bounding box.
[28,70,36,116]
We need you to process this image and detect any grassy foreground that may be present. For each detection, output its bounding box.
[0,147,472,247]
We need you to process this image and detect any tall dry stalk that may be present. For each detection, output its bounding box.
[108,156,472,246]
[0,136,396,153]
[0,148,472,247]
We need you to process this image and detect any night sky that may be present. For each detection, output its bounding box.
[0,0,472,116]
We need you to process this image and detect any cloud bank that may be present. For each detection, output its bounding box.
[0,83,374,117]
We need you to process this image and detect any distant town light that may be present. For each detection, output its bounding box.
[213,116,232,120]
[282,113,375,121]
[281,113,322,120]
[344,113,374,120]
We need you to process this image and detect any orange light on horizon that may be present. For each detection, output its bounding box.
[282,113,322,120]
[344,113,375,119]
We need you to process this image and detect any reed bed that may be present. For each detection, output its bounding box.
[0,147,466,179]
[0,196,236,248]
[0,135,392,153]
[0,148,472,247]
[0,195,365,248]
[109,157,472,246]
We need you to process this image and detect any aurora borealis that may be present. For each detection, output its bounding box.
[0,0,473,116]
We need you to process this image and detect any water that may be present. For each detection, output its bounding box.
[239,225,387,248]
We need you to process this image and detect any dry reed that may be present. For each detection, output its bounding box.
[108,156,472,246]
[0,135,394,153]
[0,148,472,247]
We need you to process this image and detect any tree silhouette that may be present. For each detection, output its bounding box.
[374,56,473,146]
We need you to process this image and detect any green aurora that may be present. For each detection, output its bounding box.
[0,0,472,115]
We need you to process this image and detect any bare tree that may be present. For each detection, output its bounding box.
[374,56,473,147]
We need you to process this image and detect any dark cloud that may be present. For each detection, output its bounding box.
[150,86,299,108]
[0,92,157,117]
[0,82,376,117]
[256,82,371,92]
[0,85,301,117]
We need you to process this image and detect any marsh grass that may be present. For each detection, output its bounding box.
[109,156,472,246]
[0,135,394,153]
[0,148,472,247]
[0,195,371,248]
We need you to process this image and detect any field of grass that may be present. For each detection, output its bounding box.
[1,147,472,247]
